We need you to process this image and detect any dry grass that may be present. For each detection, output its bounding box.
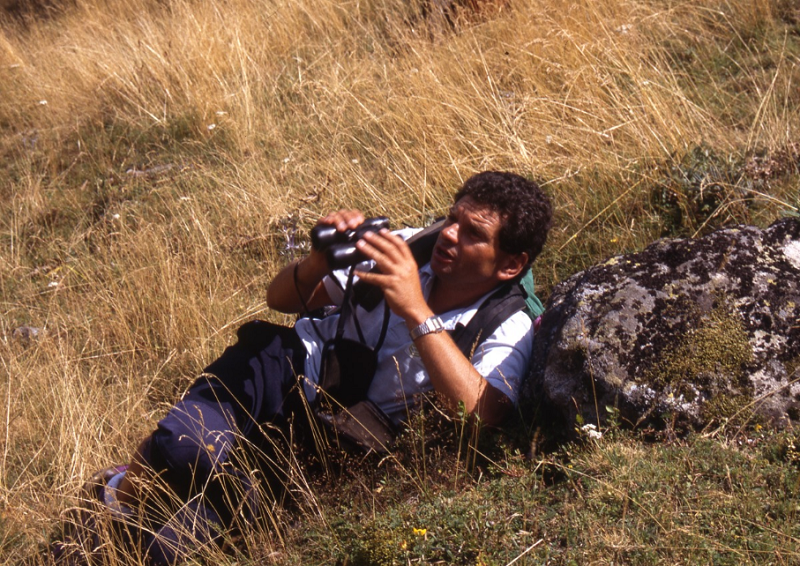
[1,0,800,563]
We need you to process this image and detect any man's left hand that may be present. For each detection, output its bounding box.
[354,229,432,325]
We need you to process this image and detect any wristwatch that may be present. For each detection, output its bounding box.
[410,315,445,340]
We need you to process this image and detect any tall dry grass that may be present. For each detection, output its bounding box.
[1,0,799,563]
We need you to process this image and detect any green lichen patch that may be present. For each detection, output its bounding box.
[646,301,753,413]
[703,392,763,427]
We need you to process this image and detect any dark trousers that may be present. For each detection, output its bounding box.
[138,321,309,562]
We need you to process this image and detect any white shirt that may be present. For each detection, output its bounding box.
[293,231,534,423]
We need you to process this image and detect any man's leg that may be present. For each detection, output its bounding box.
[117,321,307,522]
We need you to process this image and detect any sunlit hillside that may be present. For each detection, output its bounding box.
[1,0,799,563]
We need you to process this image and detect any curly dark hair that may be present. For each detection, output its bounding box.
[454,171,553,264]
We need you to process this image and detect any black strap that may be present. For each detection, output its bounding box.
[449,283,526,358]
[334,267,357,340]
[334,266,390,351]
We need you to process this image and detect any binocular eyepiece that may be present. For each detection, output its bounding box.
[311,216,390,270]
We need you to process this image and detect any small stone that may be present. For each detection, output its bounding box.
[12,325,41,345]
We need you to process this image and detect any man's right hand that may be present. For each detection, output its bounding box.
[316,209,366,234]
[266,209,364,314]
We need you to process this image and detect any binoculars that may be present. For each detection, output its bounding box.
[311,216,390,270]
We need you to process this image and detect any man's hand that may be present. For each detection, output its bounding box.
[317,209,366,233]
[267,209,365,314]
[354,229,432,326]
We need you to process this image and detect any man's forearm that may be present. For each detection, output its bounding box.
[411,328,511,426]
[266,254,331,314]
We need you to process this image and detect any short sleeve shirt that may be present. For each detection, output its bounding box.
[293,231,534,423]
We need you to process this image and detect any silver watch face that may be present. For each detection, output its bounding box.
[412,316,444,339]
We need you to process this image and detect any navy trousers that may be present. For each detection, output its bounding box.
[138,321,309,561]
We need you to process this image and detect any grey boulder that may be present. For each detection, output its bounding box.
[529,217,800,432]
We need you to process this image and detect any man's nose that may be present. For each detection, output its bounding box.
[442,222,458,242]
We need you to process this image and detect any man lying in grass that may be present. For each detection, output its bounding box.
[56,171,552,565]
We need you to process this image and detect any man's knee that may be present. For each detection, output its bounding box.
[144,399,238,496]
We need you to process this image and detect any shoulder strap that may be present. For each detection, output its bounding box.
[449,282,526,358]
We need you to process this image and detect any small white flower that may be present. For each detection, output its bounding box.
[112,213,120,220]
[581,423,603,439]
[48,281,60,288]
[351,159,359,164]
[38,100,48,105]
[283,157,291,163]
[207,123,216,131]
[546,135,553,144]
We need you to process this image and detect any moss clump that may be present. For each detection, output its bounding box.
[785,355,800,380]
[345,524,406,566]
[647,301,753,412]
[704,393,762,427]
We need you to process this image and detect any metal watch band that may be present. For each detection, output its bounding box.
[410,315,445,340]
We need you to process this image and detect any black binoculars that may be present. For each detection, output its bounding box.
[311,216,390,270]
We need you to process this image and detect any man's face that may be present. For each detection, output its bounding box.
[430,196,520,291]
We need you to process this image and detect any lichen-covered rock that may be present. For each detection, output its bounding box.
[529,217,800,432]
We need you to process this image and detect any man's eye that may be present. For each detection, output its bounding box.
[464,224,488,241]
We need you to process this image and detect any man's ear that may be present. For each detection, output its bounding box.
[496,252,529,281]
